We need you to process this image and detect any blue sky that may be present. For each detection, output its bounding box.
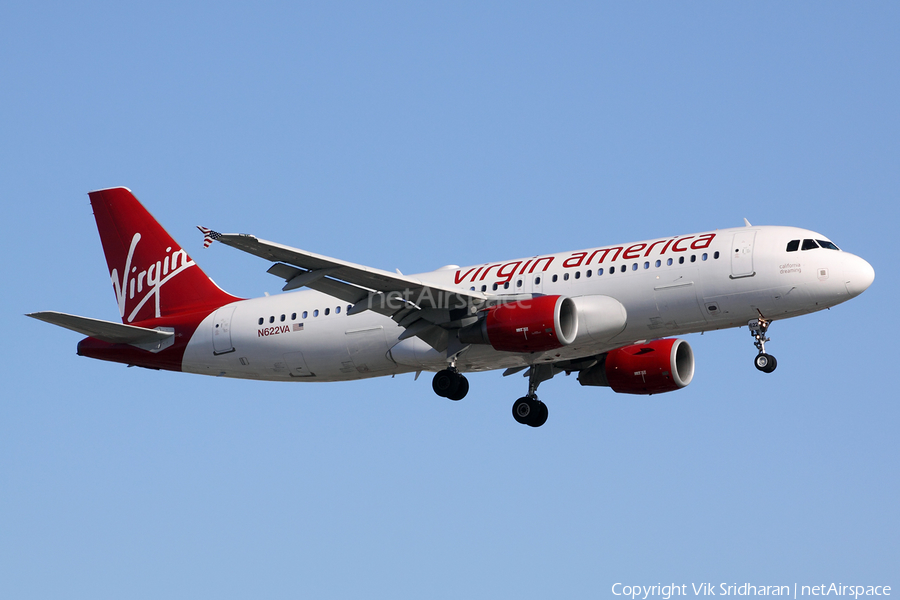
[2,2,897,598]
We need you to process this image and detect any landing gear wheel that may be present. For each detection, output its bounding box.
[446,375,469,401]
[512,396,548,427]
[531,401,549,428]
[512,396,534,425]
[754,353,777,373]
[433,369,468,399]
[432,369,460,398]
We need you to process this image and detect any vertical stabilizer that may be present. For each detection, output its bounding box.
[88,187,240,323]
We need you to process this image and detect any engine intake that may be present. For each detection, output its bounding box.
[578,338,694,394]
[459,295,577,353]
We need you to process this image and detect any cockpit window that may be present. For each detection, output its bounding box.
[801,239,819,251]
[786,240,800,252]
[817,240,840,250]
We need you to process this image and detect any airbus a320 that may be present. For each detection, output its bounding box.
[29,188,875,427]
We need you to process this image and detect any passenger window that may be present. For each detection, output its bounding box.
[655,260,661,267]
[336,306,341,314]
[481,285,487,292]
[492,283,498,291]
[679,256,685,264]
[597,268,603,276]
[504,282,510,289]
[690,255,696,263]
[575,271,580,279]
[552,274,558,282]
[643,261,649,269]
[786,240,800,252]
[269,316,275,324]
[325,308,330,316]
[302,311,308,319]
[563,273,569,281]
[517,279,523,287]
[714,251,720,259]
[313,309,319,317]
[667,258,673,266]
[258,318,264,325]
[702,253,708,261]
[621,265,627,273]
[535,277,541,285]
[280,314,285,322]
[586,270,592,278]
[291,313,297,320]
[802,239,819,251]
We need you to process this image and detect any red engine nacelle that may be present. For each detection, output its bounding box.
[459,295,578,353]
[578,338,694,394]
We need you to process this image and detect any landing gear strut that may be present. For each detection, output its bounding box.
[511,364,554,427]
[432,368,469,401]
[749,314,777,373]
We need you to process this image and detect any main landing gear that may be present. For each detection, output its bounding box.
[431,362,554,428]
[432,368,469,401]
[749,314,777,374]
[512,364,554,428]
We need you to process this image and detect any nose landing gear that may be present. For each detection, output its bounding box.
[749,314,777,373]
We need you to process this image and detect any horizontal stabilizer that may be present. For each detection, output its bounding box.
[27,311,174,348]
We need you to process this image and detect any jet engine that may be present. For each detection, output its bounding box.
[578,338,694,394]
[458,295,577,353]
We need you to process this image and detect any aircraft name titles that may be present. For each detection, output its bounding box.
[454,233,717,285]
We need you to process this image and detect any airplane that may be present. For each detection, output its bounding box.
[28,187,875,427]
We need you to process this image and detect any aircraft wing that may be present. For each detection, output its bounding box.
[27,311,174,351]
[200,229,489,352]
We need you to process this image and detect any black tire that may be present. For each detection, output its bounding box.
[763,355,777,373]
[432,369,460,397]
[529,401,548,428]
[446,375,469,401]
[512,396,533,424]
[754,353,773,372]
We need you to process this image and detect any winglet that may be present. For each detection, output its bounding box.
[197,226,222,248]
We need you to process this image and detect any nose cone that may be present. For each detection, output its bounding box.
[844,254,875,298]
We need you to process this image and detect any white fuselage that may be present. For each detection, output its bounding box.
[181,225,873,381]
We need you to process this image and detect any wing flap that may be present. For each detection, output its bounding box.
[201,229,488,354]
[208,231,485,311]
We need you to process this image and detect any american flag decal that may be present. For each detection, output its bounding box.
[197,226,222,248]
[293,323,304,332]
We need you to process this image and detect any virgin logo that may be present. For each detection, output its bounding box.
[110,233,196,322]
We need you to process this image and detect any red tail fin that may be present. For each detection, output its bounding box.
[89,187,240,323]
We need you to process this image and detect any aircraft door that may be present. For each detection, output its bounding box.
[284,351,314,378]
[212,304,237,355]
[731,231,756,278]
[346,326,393,373]
[654,272,707,328]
